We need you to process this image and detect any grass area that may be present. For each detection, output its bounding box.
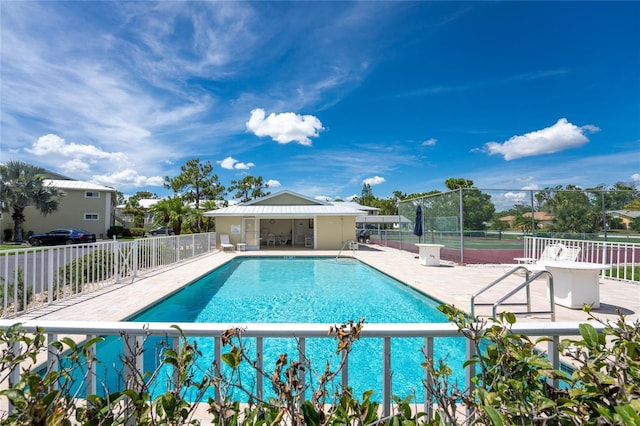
[606,265,640,281]
[0,244,30,251]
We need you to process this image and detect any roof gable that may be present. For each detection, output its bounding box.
[245,190,329,206]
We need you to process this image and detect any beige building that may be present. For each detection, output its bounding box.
[204,190,366,250]
[8,179,117,239]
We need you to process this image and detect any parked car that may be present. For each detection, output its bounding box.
[28,228,97,246]
[148,226,174,236]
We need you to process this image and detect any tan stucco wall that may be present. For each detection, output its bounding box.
[20,189,114,238]
[214,217,244,246]
[215,215,357,250]
[315,216,357,249]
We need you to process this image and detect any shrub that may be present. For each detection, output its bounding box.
[0,267,32,316]
[1,308,638,425]
[58,249,115,289]
[106,225,123,239]
[129,227,146,237]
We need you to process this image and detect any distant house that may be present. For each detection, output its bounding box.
[14,176,117,239]
[204,190,366,250]
[608,210,640,229]
[115,198,162,230]
[498,211,555,229]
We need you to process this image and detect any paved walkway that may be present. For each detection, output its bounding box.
[21,244,639,323]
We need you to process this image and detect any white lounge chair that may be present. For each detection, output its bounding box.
[220,234,235,252]
[515,243,565,264]
[515,243,581,269]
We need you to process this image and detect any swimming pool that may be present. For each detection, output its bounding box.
[93,257,466,401]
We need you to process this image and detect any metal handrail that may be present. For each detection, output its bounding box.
[492,270,555,321]
[470,266,555,321]
[336,240,357,260]
[470,266,530,318]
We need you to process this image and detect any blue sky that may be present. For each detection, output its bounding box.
[1,1,639,202]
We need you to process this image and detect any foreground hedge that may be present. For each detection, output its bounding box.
[0,306,638,425]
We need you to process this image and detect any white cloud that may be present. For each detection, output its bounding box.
[25,134,131,174]
[266,179,281,187]
[631,173,640,182]
[346,194,358,201]
[92,169,164,188]
[483,118,600,161]
[363,176,386,186]
[422,138,437,146]
[246,108,324,146]
[26,134,129,162]
[218,156,255,170]
[235,162,254,170]
[314,195,332,202]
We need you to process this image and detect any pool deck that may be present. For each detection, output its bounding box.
[18,243,639,324]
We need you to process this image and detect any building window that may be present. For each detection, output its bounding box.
[85,191,100,198]
[84,213,99,221]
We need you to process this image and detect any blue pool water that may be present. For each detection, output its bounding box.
[92,257,466,401]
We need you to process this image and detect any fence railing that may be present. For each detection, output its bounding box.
[0,319,600,420]
[366,230,639,283]
[0,232,217,318]
[522,236,638,283]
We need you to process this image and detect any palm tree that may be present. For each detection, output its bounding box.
[123,198,146,228]
[0,161,63,243]
[149,198,173,233]
[150,197,191,235]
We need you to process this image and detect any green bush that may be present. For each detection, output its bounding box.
[129,227,146,237]
[0,267,31,316]
[59,249,115,287]
[106,225,123,239]
[1,308,638,425]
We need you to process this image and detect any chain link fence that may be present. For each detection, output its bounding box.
[368,188,639,265]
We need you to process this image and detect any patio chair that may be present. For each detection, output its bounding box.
[514,243,566,264]
[516,243,581,271]
[220,234,235,252]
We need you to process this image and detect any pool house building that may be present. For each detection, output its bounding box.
[204,190,367,250]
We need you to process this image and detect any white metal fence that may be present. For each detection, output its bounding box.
[522,236,639,282]
[0,232,217,318]
[0,319,597,419]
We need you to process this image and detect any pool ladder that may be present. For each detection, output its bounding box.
[336,240,358,260]
[470,266,556,321]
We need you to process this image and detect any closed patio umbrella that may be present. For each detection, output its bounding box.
[413,205,423,243]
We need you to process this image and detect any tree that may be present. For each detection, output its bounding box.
[444,178,495,230]
[539,185,596,233]
[128,190,158,202]
[164,159,225,231]
[149,198,173,231]
[0,161,63,243]
[444,178,474,190]
[227,175,270,203]
[355,183,375,207]
[150,197,191,235]
[123,198,146,228]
